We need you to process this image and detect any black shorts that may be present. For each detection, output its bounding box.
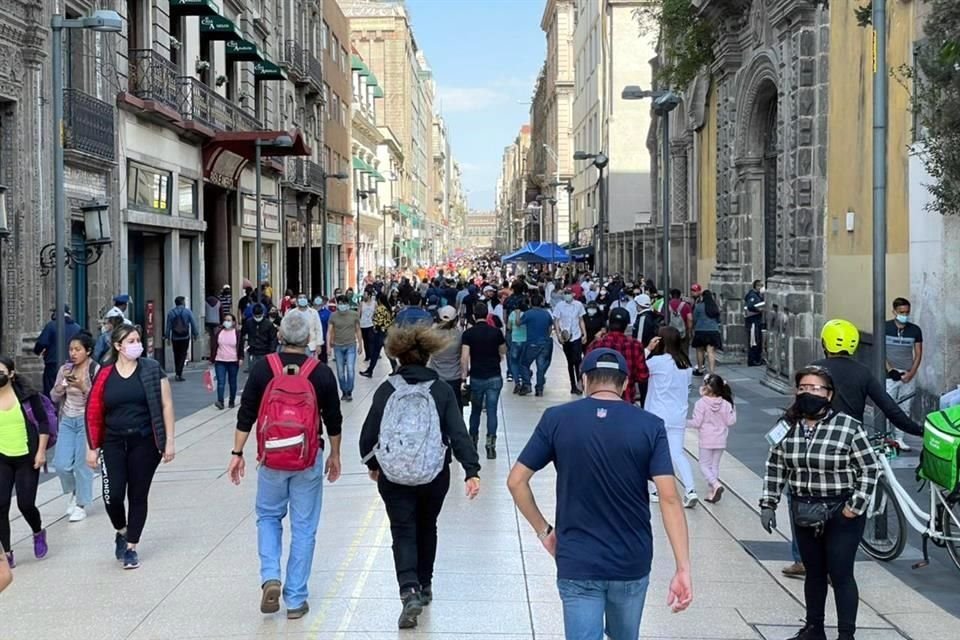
[692,331,722,349]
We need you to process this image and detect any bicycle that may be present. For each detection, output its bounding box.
[859,435,960,572]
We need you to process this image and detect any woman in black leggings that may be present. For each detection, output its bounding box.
[0,355,50,568]
[85,325,176,570]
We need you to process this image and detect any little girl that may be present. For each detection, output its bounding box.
[687,373,736,503]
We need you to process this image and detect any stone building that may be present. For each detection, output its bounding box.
[649,0,915,389]
[350,49,386,281]
[496,125,531,252]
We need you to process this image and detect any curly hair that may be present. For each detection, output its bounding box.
[385,323,453,366]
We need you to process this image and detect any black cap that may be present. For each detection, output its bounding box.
[609,307,630,328]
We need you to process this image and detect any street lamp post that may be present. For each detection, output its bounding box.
[573,151,609,279]
[317,171,348,295]
[622,87,680,293]
[355,188,376,289]
[52,10,122,366]
[254,136,294,304]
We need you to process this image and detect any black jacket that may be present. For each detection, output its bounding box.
[811,356,922,436]
[240,316,278,356]
[359,365,481,480]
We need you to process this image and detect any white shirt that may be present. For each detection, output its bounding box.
[359,300,376,329]
[552,300,586,342]
[585,289,599,303]
[290,307,324,352]
[544,281,556,303]
[644,354,693,428]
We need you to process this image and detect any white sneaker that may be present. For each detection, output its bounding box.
[69,506,87,522]
[65,495,77,517]
[895,438,912,452]
[650,491,660,503]
[682,491,699,508]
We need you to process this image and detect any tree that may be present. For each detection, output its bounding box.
[633,1,715,90]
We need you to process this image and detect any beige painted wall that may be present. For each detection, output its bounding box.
[825,0,914,327]
[696,81,718,283]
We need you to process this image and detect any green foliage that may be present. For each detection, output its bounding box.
[855,2,873,27]
[633,0,715,90]
[908,1,960,215]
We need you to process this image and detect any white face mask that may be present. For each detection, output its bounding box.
[564,294,574,303]
[587,308,598,316]
[297,297,309,307]
[337,304,349,312]
[223,320,234,329]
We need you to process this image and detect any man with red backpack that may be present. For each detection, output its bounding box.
[226,311,343,620]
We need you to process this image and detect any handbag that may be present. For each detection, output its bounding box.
[790,497,845,536]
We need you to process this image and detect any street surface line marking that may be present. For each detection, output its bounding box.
[330,512,391,639]
[307,495,381,636]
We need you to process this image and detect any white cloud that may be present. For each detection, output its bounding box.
[438,87,509,113]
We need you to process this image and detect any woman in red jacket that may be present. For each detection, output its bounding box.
[86,325,175,570]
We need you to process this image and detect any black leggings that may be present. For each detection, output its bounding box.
[795,507,867,636]
[562,339,583,388]
[378,466,451,593]
[100,432,162,545]
[0,453,42,552]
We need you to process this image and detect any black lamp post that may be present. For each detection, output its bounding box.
[573,151,609,278]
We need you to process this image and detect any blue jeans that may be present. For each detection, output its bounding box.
[469,376,503,438]
[333,344,357,394]
[509,341,527,385]
[55,414,93,507]
[215,361,239,404]
[557,576,650,640]
[256,455,325,609]
[522,341,553,390]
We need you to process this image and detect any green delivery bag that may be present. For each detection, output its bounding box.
[920,406,960,491]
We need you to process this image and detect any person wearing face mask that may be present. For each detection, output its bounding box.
[94,308,127,364]
[359,289,377,363]
[315,297,333,364]
[760,366,879,640]
[210,313,243,410]
[0,354,51,569]
[582,301,605,347]
[552,288,587,395]
[241,303,279,371]
[744,280,766,367]
[85,325,176,570]
[595,286,612,319]
[883,297,923,451]
[287,294,324,359]
[327,297,363,402]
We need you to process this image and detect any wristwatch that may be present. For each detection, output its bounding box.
[537,524,554,541]
[231,450,243,457]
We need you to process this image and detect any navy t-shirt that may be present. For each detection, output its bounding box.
[520,307,554,344]
[518,399,673,581]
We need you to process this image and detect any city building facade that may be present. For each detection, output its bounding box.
[463,211,497,251]
[496,125,531,252]
[350,50,385,285]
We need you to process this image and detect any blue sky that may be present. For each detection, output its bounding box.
[405,0,546,211]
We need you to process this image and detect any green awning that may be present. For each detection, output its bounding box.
[352,157,371,173]
[351,54,371,76]
[200,15,242,41]
[254,60,286,81]
[397,203,414,220]
[372,85,385,98]
[170,0,218,16]
[369,168,385,182]
[225,39,263,62]
[365,70,380,87]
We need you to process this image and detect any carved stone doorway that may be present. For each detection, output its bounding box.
[762,97,778,284]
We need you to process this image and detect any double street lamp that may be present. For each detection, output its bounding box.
[52,10,123,367]
[573,150,609,279]
[622,86,681,293]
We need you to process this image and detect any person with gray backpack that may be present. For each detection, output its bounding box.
[360,322,481,630]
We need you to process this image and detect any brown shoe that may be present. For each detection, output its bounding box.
[782,562,806,579]
[260,579,282,614]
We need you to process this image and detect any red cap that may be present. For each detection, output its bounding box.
[690,283,703,294]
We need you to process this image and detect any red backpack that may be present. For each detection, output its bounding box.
[256,354,321,471]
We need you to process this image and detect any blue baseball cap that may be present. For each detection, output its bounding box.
[114,293,130,305]
[581,348,628,375]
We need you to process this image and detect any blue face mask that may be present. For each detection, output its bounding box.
[896,314,909,324]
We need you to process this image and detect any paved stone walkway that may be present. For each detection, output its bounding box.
[1,350,955,639]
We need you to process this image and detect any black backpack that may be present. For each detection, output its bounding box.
[171,309,189,338]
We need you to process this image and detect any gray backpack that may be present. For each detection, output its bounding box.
[669,301,688,338]
[364,376,447,486]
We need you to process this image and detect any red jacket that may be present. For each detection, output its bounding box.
[86,360,167,451]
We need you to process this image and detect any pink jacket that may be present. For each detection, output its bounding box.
[687,396,736,449]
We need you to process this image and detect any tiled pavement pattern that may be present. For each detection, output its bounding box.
[1,348,956,639]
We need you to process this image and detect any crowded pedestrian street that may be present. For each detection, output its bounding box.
[0,350,955,640]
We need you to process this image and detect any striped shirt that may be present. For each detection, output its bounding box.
[761,411,879,515]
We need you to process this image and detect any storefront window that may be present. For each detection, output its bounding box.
[127,162,171,213]
[178,177,197,217]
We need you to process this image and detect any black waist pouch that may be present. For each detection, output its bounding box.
[791,496,846,536]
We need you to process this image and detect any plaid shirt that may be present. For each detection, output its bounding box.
[586,330,649,403]
[761,411,879,515]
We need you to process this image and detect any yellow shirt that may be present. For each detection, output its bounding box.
[0,403,28,457]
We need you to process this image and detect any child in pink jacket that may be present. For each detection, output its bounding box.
[687,373,736,503]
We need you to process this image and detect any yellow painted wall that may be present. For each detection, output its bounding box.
[696,81,718,282]
[825,1,913,327]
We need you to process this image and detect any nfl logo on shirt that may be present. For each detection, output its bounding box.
[597,408,608,419]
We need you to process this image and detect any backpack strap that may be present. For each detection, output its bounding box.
[267,353,283,377]
[298,357,319,379]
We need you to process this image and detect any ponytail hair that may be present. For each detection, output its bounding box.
[703,373,734,407]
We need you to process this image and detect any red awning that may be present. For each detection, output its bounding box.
[202,129,311,188]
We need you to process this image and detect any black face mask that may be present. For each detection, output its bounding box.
[796,393,831,419]
[0,373,9,388]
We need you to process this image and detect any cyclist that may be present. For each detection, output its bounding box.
[811,319,923,437]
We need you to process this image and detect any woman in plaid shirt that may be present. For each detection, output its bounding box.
[760,365,879,640]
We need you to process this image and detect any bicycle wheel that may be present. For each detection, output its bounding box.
[860,479,907,561]
[939,492,960,573]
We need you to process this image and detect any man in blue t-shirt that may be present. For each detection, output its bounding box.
[518,293,555,396]
[508,348,693,640]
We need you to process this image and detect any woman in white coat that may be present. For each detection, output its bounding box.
[644,326,698,507]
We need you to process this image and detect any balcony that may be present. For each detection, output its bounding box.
[281,40,307,85]
[63,88,115,161]
[177,77,261,132]
[128,49,179,110]
[305,51,322,95]
[288,158,325,194]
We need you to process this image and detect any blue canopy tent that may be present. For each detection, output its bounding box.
[502,242,571,264]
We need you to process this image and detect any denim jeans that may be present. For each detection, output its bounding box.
[521,341,553,390]
[557,576,650,640]
[214,361,239,404]
[256,454,325,609]
[509,341,527,385]
[333,344,357,394]
[468,376,503,438]
[55,414,93,507]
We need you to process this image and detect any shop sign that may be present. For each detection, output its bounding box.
[242,196,280,232]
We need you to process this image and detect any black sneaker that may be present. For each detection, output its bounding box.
[518,385,532,396]
[398,588,423,629]
[535,388,543,397]
[785,624,827,640]
[114,532,127,561]
[228,400,235,409]
[122,548,140,570]
[359,370,373,378]
[419,584,433,606]
[215,401,225,410]
[693,369,704,377]
[570,387,583,396]
[513,384,521,394]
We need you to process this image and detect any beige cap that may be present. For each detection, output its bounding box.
[438,305,457,322]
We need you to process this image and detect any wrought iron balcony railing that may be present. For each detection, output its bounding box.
[63,88,115,161]
[176,77,261,132]
[281,40,307,84]
[306,51,322,94]
[128,49,179,109]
